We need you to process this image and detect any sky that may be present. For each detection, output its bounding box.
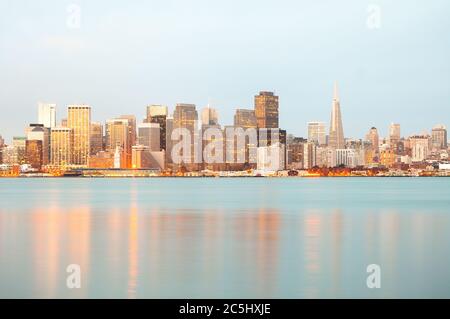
[0,0,449,143]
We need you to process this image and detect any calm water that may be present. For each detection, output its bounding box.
[0,177,449,299]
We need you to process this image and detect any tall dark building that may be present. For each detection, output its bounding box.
[150,115,167,151]
[25,140,43,170]
[254,91,279,129]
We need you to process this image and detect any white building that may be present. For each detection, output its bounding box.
[335,149,357,168]
[257,143,285,173]
[307,122,326,145]
[410,135,430,162]
[38,103,56,128]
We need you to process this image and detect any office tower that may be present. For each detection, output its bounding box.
[105,118,131,168]
[137,123,161,152]
[25,124,50,165]
[308,122,326,145]
[255,91,279,129]
[0,135,4,148]
[328,82,345,149]
[431,124,447,150]
[145,106,168,151]
[25,140,43,170]
[303,142,317,169]
[50,127,73,166]
[119,115,137,147]
[201,106,219,126]
[389,123,401,143]
[146,104,168,121]
[12,137,27,164]
[67,105,91,166]
[61,119,67,127]
[234,109,257,129]
[165,117,174,164]
[287,137,307,169]
[173,103,198,168]
[90,122,103,155]
[38,103,56,128]
[366,127,380,154]
[335,149,357,168]
[410,135,430,162]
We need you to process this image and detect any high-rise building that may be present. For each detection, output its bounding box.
[50,127,73,166]
[25,124,50,165]
[254,91,279,129]
[67,105,91,166]
[410,135,431,162]
[234,109,257,129]
[12,137,27,164]
[431,124,447,150]
[146,105,168,121]
[25,140,43,170]
[173,103,198,168]
[119,115,137,148]
[137,123,160,152]
[389,123,401,143]
[335,149,357,168]
[90,122,103,155]
[105,118,134,168]
[303,142,317,169]
[328,82,345,149]
[165,117,174,165]
[366,127,380,154]
[146,107,167,152]
[201,106,219,126]
[38,103,56,128]
[308,122,326,145]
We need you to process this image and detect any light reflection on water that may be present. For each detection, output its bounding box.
[0,178,449,298]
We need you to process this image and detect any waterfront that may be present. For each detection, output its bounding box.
[1,178,449,298]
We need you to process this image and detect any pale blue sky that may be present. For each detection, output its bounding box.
[0,0,449,142]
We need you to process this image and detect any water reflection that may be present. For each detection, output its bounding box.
[0,179,450,298]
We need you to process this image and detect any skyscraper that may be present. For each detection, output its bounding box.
[201,106,219,126]
[234,109,257,129]
[12,137,26,165]
[25,124,50,165]
[431,124,447,150]
[90,122,103,155]
[105,118,132,168]
[389,123,401,151]
[145,106,168,152]
[146,105,168,121]
[137,123,160,152]
[308,122,326,145]
[50,127,73,166]
[173,103,198,168]
[25,140,43,170]
[328,82,345,149]
[67,105,91,166]
[38,103,56,128]
[366,127,380,154]
[119,115,137,148]
[254,91,279,129]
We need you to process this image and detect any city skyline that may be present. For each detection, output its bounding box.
[0,85,447,145]
[1,1,449,141]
